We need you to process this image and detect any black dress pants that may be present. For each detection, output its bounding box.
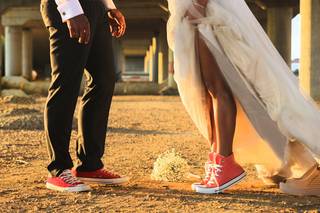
[41,0,116,177]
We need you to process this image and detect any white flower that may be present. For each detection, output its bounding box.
[151,149,190,182]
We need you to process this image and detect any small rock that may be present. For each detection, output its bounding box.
[1,89,28,97]
[2,108,40,116]
[0,115,44,130]
[0,95,36,104]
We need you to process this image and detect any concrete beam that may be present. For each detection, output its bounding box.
[118,2,168,21]
[2,7,41,26]
[123,49,147,56]
[267,7,293,65]
[0,0,38,14]
[246,0,299,8]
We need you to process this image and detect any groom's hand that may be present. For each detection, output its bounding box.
[66,14,91,44]
[108,9,126,38]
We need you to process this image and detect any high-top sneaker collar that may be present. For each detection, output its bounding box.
[214,153,235,165]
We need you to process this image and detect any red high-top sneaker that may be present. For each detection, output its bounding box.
[191,152,216,190]
[195,153,246,194]
[72,168,129,184]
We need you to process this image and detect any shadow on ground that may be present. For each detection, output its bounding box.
[91,183,320,211]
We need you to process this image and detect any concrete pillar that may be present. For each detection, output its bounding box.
[112,39,120,75]
[148,45,154,81]
[22,28,33,80]
[5,26,22,76]
[151,37,159,83]
[267,7,293,65]
[0,35,4,76]
[168,49,177,88]
[158,27,169,84]
[300,0,320,101]
[144,50,150,73]
[0,35,3,92]
[112,39,124,80]
[120,50,125,76]
[158,52,164,83]
[148,36,159,83]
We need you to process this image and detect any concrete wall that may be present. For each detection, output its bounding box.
[32,28,50,77]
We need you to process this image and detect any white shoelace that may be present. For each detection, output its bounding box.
[59,170,82,185]
[207,164,223,185]
[212,164,223,177]
[203,162,213,180]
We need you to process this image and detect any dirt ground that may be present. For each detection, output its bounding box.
[0,95,319,212]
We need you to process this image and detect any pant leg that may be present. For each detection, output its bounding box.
[41,0,92,176]
[75,3,116,171]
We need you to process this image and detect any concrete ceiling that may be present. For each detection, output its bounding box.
[117,0,168,20]
[0,0,301,56]
[0,0,300,16]
[247,0,299,8]
[0,0,37,14]
[115,0,300,56]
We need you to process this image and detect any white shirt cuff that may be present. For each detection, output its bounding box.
[55,0,84,22]
[103,0,116,9]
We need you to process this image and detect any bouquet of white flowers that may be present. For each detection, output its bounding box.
[151,149,190,182]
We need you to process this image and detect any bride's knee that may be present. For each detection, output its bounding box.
[205,81,233,102]
[204,81,217,98]
[216,90,236,109]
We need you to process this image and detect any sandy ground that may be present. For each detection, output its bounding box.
[0,95,319,212]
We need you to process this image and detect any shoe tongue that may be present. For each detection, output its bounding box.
[208,152,215,161]
[61,169,71,176]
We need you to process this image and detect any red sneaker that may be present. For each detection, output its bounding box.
[72,168,129,184]
[195,153,246,194]
[46,169,91,192]
[191,152,216,190]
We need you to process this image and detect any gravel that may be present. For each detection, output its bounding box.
[0,95,319,212]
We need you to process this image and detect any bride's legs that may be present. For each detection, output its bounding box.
[196,34,237,157]
[191,31,246,194]
[192,33,246,194]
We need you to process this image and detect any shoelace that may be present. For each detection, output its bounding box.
[203,162,214,181]
[60,170,81,185]
[207,164,223,185]
[212,164,223,177]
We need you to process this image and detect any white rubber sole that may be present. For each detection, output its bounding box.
[77,176,130,185]
[195,172,246,194]
[191,183,204,191]
[46,182,91,192]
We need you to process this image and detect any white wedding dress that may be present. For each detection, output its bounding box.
[167,0,320,181]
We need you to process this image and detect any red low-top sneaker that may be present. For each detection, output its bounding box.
[46,169,91,192]
[72,169,130,184]
[191,152,216,191]
[196,153,246,194]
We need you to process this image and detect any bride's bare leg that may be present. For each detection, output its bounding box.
[189,0,245,194]
[205,92,217,149]
[196,33,237,157]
